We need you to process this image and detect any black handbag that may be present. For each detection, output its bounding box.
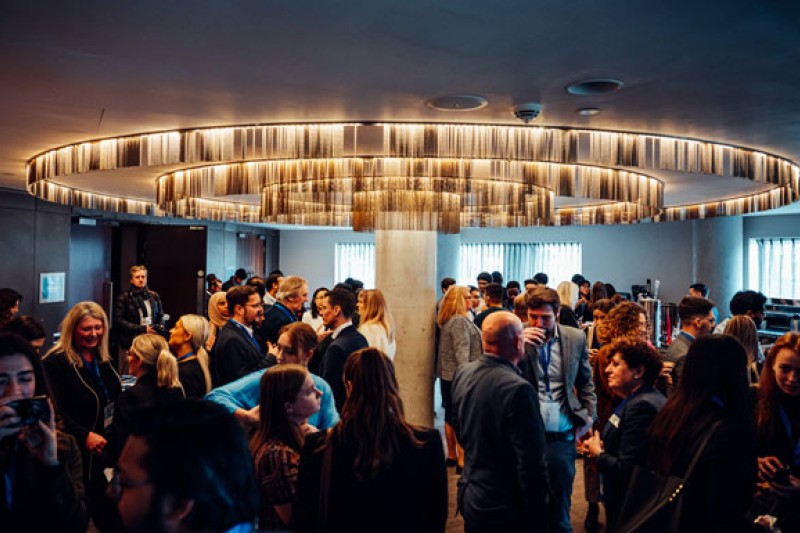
[614,420,723,533]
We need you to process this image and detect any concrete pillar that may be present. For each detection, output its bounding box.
[692,216,744,318]
[375,230,437,427]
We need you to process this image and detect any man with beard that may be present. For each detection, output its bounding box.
[114,265,165,373]
[211,285,270,387]
[114,400,257,533]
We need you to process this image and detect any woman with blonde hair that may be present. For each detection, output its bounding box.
[42,301,122,531]
[357,289,397,360]
[723,314,760,386]
[556,280,580,328]
[296,348,446,533]
[436,285,481,473]
[206,290,229,351]
[107,333,184,463]
[169,313,213,398]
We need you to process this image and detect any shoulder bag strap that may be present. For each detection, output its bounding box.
[668,419,724,503]
[318,432,334,533]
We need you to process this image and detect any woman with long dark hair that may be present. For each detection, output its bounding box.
[302,287,328,332]
[643,334,756,532]
[295,348,447,533]
[0,332,88,532]
[250,364,321,531]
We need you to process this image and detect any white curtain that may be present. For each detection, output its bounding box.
[335,243,376,288]
[459,242,581,286]
[757,238,800,298]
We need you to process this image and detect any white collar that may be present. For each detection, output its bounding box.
[332,320,353,339]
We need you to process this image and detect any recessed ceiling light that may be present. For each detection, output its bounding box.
[426,95,488,111]
[576,108,600,116]
[566,79,624,96]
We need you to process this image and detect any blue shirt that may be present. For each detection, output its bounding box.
[205,368,339,430]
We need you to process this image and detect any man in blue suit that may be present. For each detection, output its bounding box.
[211,285,270,387]
[318,287,368,410]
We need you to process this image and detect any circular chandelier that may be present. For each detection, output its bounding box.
[26,123,800,233]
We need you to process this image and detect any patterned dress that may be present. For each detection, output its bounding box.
[253,438,300,531]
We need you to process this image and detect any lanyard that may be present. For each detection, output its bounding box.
[539,339,554,393]
[177,351,196,363]
[81,355,110,401]
[3,452,14,510]
[778,405,800,466]
[274,303,297,323]
[230,320,261,350]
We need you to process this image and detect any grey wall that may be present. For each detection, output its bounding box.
[279,221,698,305]
[279,229,375,291]
[0,190,71,346]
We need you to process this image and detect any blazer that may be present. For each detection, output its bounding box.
[105,371,185,463]
[320,325,368,410]
[211,320,270,387]
[42,350,122,483]
[259,302,297,345]
[597,385,666,527]
[452,355,547,532]
[437,315,482,381]
[521,324,597,427]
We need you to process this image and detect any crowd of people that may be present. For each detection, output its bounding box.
[0,267,798,532]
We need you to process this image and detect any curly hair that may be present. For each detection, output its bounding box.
[606,301,646,342]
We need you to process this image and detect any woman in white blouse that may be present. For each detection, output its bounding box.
[357,289,397,360]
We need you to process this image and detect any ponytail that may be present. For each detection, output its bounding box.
[156,349,180,389]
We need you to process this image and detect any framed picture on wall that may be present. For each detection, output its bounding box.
[40,272,65,304]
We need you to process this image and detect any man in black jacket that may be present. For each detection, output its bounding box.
[210,285,270,387]
[114,265,165,373]
[452,311,548,533]
[318,287,367,410]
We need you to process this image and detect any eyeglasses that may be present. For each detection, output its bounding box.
[109,469,152,501]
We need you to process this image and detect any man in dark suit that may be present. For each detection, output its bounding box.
[318,287,367,410]
[260,275,309,345]
[523,285,596,533]
[211,285,270,387]
[452,311,548,533]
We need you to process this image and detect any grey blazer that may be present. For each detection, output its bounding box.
[437,314,482,381]
[521,324,597,427]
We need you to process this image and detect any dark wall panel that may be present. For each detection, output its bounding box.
[69,223,112,308]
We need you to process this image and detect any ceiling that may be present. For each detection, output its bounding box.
[3,1,800,217]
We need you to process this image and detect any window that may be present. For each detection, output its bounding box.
[750,238,800,298]
[459,242,581,286]
[335,243,375,289]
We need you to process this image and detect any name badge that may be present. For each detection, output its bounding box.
[609,414,620,428]
[103,402,115,430]
[540,400,561,432]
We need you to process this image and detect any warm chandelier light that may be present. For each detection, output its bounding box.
[26,123,800,233]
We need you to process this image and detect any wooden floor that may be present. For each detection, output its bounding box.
[442,457,607,533]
